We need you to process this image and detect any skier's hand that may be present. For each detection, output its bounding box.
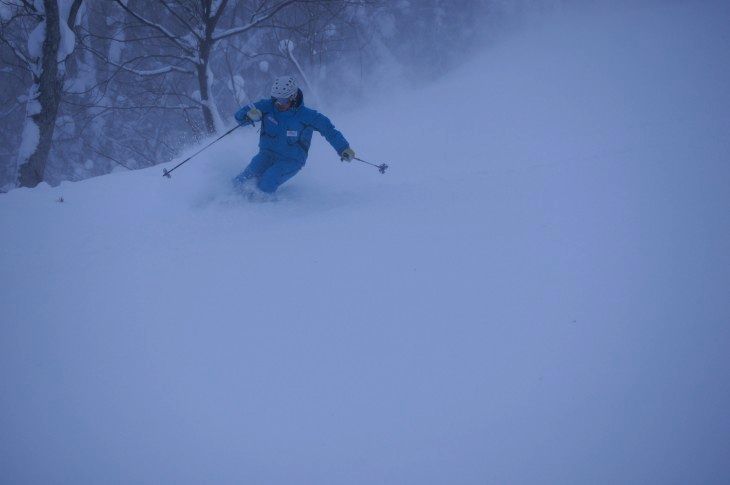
[340,147,355,162]
[246,107,262,122]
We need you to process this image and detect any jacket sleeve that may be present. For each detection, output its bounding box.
[311,112,350,155]
[234,100,268,126]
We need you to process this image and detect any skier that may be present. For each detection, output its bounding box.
[233,76,355,194]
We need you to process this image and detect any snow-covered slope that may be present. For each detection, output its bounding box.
[2,2,730,483]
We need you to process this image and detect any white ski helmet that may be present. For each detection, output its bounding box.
[270,75,298,99]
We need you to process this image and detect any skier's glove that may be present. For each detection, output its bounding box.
[340,147,355,162]
[246,107,262,122]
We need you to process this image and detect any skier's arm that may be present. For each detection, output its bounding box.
[312,112,350,155]
[234,100,267,126]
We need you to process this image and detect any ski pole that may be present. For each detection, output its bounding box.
[353,156,389,174]
[162,124,241,178]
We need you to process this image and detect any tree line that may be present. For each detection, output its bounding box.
[0,0,488,190]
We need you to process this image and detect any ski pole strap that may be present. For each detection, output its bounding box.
[163,124,241,178]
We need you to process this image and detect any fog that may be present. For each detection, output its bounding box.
[1,1,729,484]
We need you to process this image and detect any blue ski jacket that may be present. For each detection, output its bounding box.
[234,90,349,164]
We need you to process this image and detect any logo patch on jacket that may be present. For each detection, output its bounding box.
[287,130,298,137]
[267,116,278,125]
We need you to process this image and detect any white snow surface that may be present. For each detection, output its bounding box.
[0,3,15,21]
[16,118,39,160]
[2,3,730,484]
[57,19,76,63]
[16,84,42,169]
[57,0,77,64]
[27,20,46,60]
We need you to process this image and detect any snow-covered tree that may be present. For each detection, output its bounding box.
[105,0,314,134]
[0,0,83,187]
[0,0,492,188]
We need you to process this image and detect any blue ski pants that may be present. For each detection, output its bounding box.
[234,150,304,193]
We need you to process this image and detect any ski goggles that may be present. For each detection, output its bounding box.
[274,96,294,105]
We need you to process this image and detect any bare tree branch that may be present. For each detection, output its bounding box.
[213,0,299,41]
[112,0,195,56]
[159,0,201,39]
[0,33,31,67]
[68,0,83,26]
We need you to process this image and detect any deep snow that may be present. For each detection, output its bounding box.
[2,2,730,484]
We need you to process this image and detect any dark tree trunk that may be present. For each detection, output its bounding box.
[17,0,63,188]
[197,9,216,135]
[196,54,216,135]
